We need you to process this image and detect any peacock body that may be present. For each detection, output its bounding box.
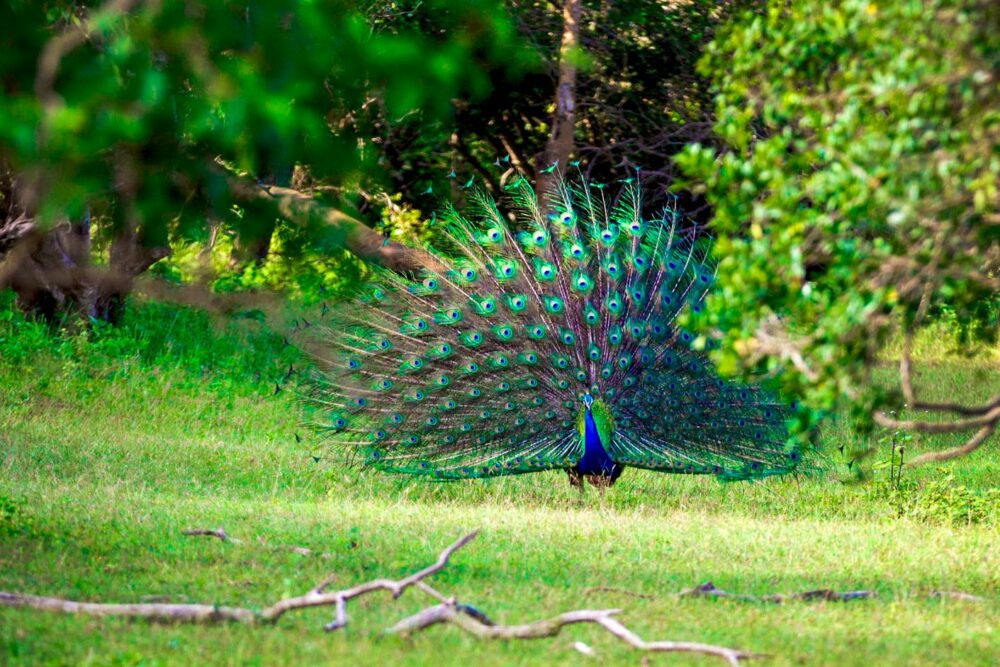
[312,177,802,486]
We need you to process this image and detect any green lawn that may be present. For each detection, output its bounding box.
[1,301,998,665]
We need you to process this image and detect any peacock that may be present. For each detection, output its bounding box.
[308,175,802,487]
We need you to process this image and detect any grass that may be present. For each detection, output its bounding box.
[1,296,998,666]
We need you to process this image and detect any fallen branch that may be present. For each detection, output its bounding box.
[182,526,323,557]
[0,530,758,663]
[679,582,875,604]
[387,603,758,666]
[182,527,235,542]
[0,530,478,628]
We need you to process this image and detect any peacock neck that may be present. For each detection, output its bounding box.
[578,408,615,476]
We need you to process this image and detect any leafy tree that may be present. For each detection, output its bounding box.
[678,0,999,463]
[0,0,523,319]
[355,0,761,212]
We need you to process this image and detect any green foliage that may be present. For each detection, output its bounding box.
[0,0,525,270]
[0,291,300,394]
[677,0,999,432]
[0,494,35,538]
[872,471,1000,526]
[909,474,1000,526]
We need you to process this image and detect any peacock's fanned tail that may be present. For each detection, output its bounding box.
[309,177,802,481]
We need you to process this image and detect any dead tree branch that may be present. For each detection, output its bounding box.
[182,527,235,542]
[0,530,478,628]
[387,603,758,666]
[877,329,1000,465]
[678,582,875,604]
[0,530,758,663]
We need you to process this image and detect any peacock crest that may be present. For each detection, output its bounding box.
[309,176,802,485]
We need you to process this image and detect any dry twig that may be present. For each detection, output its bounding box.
[679,582,875,604]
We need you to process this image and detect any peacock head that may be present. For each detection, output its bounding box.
[582,393,594,409]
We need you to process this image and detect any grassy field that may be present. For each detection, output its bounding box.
[1,299,998,666]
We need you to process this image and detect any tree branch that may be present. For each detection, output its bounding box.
[387,603,758,666]
[678,582,875,604]
[0,529,761,663]
[0,530,479,629]
[873,406,1000,434]
[906,424,997,465]
[224,172,445,276]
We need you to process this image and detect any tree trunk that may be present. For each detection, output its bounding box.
[536,0,581,206]
[0,169,169,324]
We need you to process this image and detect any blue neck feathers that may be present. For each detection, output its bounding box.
[578,409,616,476]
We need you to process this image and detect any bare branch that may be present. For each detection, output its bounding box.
[906,424,997,465]
[224,171,446,276]
[0,530,479,629]
[182,528,235,542]
[387,603,758,666]
[246,529,478,624]
[873,406,1000,434]
[896,328,1000,416]
[678,582,875,604]
[0,592,257,624]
